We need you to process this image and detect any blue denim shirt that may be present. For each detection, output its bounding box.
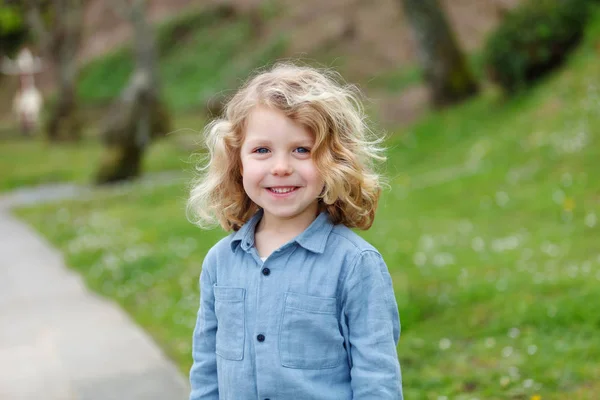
[189,210,403,399]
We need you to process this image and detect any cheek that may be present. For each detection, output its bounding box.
[240,159,262,182]
[240,156,253,178]
[241,172,259,198]
[239,155,247,176]
[300,162,324,186]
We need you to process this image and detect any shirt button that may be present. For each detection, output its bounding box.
[261,267,270,276]
[257,334,265,342]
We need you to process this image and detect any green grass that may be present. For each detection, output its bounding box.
[365,50,486,93]
[367,64,423,92]
[12,8,600,400]
[0,134,196,192]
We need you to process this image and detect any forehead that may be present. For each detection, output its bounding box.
[244,106,313,143]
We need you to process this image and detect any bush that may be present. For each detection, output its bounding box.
[483,0,591,93]
[0,4,28,56]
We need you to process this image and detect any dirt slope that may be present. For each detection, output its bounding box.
[77,0,520,125]
[81,0,520,71]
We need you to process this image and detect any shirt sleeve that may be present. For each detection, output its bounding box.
[189,253,219,400]
[341,250,403,399]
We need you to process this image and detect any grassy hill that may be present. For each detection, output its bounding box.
[11,4,600,400]
[77,6,287,113]
[74,0,515,116]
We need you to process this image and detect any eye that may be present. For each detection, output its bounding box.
[294,147,311,154]
[253,147,270,154]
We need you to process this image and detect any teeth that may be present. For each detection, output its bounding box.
[270,187,295,194]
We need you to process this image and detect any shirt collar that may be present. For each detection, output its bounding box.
[230,209,334,254]
[230,209,263,252]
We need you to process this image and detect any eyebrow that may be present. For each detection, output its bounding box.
[243,138,314,147]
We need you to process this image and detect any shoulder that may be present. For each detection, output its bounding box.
[328,224,378,255]
[213,232,237,253]
[327,224,389,282]
[323,224,383,275]
[201,232,236,270]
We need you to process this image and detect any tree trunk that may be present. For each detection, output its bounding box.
[95,144,144,183]
[46,81,81,141]
[95,0,171,184]
[400,0,478,108]
[25,0,83,141]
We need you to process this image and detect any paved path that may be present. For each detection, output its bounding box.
[0,171,187,209]
[0,188,189,399]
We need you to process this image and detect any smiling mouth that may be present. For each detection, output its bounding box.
[267,187,298,194]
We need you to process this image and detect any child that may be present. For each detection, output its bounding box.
[187,62,403,399]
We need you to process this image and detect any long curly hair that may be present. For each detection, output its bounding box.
[187,62,386,231]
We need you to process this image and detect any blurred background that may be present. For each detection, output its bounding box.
[0,0,599,399]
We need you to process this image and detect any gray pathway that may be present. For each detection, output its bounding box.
[0,185,189,399]
[0,171,187,209]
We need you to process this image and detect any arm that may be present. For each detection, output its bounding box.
[189,258,219,400]
[342,250,403,399]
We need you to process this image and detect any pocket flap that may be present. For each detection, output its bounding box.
[214,285,245,302]
[285,292,337,314]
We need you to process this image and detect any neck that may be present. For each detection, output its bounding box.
[256,205,319,239]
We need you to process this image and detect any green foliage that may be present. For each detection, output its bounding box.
[483,0,591,93]
[77,47,135,105]
[0,1,53,56]
[0,4,27,55]
[0,5,23,34]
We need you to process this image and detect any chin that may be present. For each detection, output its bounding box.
[262,205,309,218]
[264,209,300,219]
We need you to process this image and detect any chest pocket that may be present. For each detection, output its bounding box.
[213,286,245,361]
[279,292,345,369]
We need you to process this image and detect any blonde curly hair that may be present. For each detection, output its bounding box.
[187,62,386,231]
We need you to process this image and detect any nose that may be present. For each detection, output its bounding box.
[270,154,293,176]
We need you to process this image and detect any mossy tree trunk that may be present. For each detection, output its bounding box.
[96,0,171,184]
[25,0,83,141]
[400,0,478,108]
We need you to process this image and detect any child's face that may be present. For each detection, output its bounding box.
[240,106,325,226]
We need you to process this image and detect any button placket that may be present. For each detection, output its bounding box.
[255,253,273,399]
[256,263,267,346]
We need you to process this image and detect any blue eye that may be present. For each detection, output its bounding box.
[254,147,269,154]
[295,147,310,154]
